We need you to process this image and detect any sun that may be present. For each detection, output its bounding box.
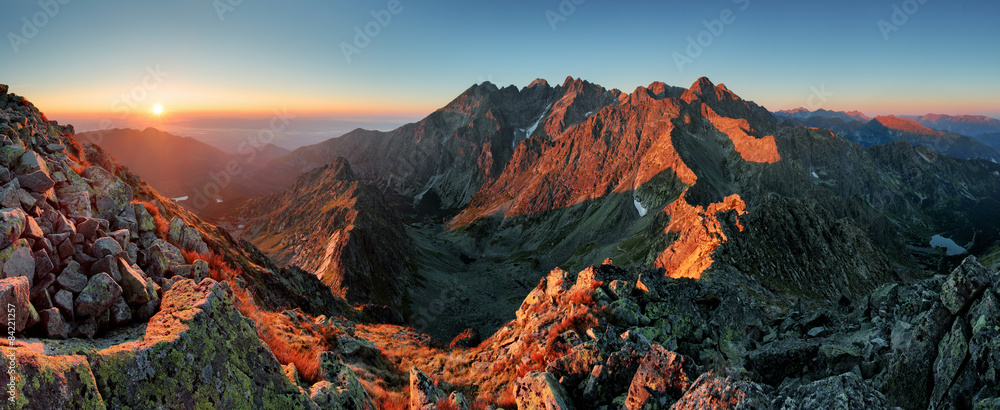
[152,104,164,116]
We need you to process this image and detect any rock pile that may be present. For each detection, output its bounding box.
[451,257,1000,409]
[0,87,213,340]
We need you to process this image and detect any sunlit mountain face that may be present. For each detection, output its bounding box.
[2,1,1000,408]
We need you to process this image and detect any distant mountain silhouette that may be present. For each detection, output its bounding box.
[75,127,288,217]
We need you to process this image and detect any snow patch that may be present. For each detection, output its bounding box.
[811,171,819,179]
[172,196,189,202]
[633,196,647,217]
[515,104,552,148]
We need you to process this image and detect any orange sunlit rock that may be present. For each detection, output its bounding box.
[701,105,781,164]
[655,192,747,279]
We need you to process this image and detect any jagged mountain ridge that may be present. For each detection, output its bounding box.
[905,113,1000,137]
[235,76,1000,343]
[259,77,625,216]
[775,110,1000,162]
[232,157,414,314]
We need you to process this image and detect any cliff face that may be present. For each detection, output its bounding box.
[235,158,414,312]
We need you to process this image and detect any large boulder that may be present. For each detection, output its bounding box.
[81,166,133,220]
[0,346,104,409]
[167,216,209,254]
[772,372,891,409]
[16,170,54,193]
[145,239,186,277]
[89,237,123,259]
[87,279,315,409]
[55,261,88,293]
[0,207,26,249]
[118,261,152,305]
[625,344,697,409]
[514,371,576,410]
[312,354,376,410]
[409,367,446,410]
[0,276,30,332]
[2,245,35,287]
[941,256,991,314]
[670,372,772,410]
[74,272,122,318]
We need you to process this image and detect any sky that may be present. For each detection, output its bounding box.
[2,0,999,149]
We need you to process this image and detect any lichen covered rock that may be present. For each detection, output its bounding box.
[87,279,314,409]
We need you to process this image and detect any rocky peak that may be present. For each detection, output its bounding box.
[873,115,945,136]
[527,78,550,89]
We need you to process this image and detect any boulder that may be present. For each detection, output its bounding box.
[108,296,132,326]
[167,216,209,254]
[0,276,30,332]
[0,346,104,408]
[409,367,446,410]
[76,217,100,241]
[338,335,380,358]
[109,228,130,252]
[514,371,575,410]
[625,344,696,409]
[312,354,376,409]
[16,170,54,193]
[0,180,20,209]
[55,261,88,293]
[118,261,151,305]
[87,279,315,408]
[39,308,68,339]
[932,319,970,405]
[22,216,43,239]
[771,372,891,409]
[671,371,772,410]
[81,166,133,220]
[90,255,121,282]
[74,272,121,318]
[2,245,35,286]
[0,207,26,248]
[0,145,23,169]
[134,203,155,232]
[745,339,820,386]
[16,151,49,176]
[941,256,991,314]
[53,289,73,320]
[145,239,186,277]
[89,237,123,259]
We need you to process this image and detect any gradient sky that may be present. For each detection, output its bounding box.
[3,0,999,135]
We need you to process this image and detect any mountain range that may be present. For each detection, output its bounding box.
[5,77,1000,409]
[775,108,1000,159]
